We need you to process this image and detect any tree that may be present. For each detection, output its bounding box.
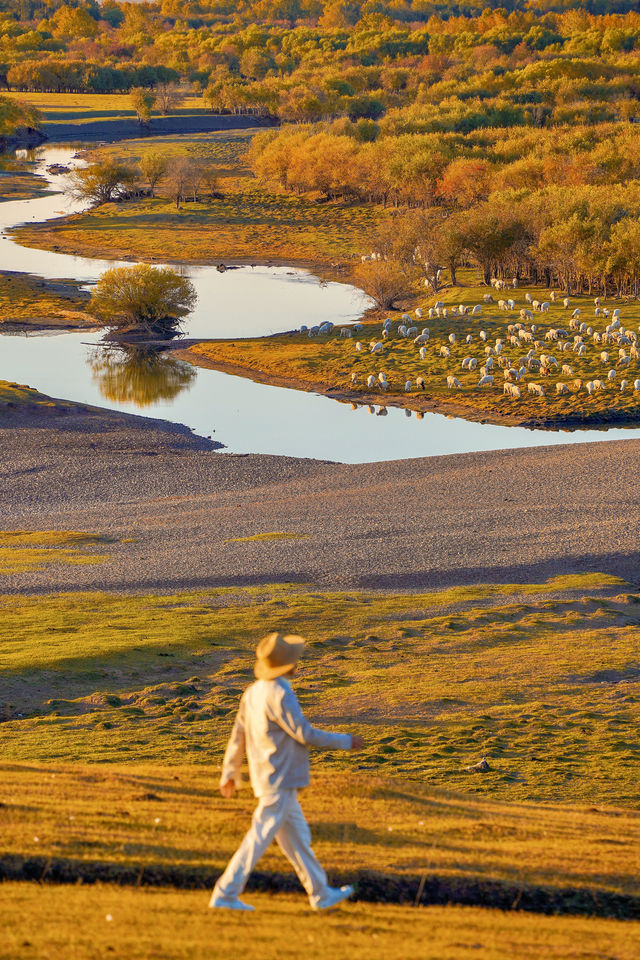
[67,160,137,206]
[352,260,418,310]
[156,82,180,115]
[90,265,197,338]
[139,151,168,197]
[130,87,156,126]
[167,157,191,208]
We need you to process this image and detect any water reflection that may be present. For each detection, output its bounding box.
[88,345,196,407]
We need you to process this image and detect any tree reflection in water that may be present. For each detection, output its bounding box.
[88,345,196,407]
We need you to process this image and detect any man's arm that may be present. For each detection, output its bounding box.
[276,683,357,751]
[220,697,246,796]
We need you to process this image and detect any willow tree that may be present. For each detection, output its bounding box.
[91,265,197,338]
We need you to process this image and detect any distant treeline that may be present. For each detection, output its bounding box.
[5,60,179,94]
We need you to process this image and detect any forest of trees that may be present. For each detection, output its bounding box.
[4,0,640,293]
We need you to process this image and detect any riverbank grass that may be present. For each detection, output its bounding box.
[182,277,640,427]
[0,271,95,329]
[10,131,383,266]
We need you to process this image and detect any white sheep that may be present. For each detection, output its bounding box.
[404,380,412,392]
[419,346,427,360]
[355,342,363,352]
[416,376,425,390]
[353,322,363,332]
[561,364,573,376]
[340,327,352,338]
[620,379,629,392]
[607,369,617,381]
[480,330,487,341]
[440,345,451,357]
[483,293,494,303]
[593,379,606,391]
[528,382,545,397]
[532,299,540,311]
[520,309,533,321]
[477,375,494,387]
[414,334,429,346]
[447,375,462,389]
[366,374,376,389]
[586,381,595,395]
[407,326,418,337]
[563,297,570,309]
[466,334,473,343]
[449,333,456,344]
[550,291,557,302]
[503,382,521,398]
[556,382,570,395]
[571,308,580,319]
[634,379,640,391]
[525,292,533,304]
[600,351,609,364]
[461,357,472,370]
[350,372,358,384]
[498,299,507,311]
[415,308,423,318]
[469,358,478,371]
[471,305,482,316]
[541,302,550,313]
[507,298,516,310]
[397,324,407,338]
[370,341,384,354]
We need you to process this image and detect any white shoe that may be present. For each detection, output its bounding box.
[311,885,354,911]
[209,893,255,911]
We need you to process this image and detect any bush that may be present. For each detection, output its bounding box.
[90,265,197,338]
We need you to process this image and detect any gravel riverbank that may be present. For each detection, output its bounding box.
[1,408,639,596]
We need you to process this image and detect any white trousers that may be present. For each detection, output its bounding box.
[213,789,330,906]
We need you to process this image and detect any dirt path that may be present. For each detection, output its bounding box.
[1,409,639,596]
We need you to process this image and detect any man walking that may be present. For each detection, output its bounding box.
[210,632,364,911]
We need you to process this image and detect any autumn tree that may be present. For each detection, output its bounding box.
[130,87,156,126]
[139,152,168,197]
[67,160,137,206]
[90,265,197,338]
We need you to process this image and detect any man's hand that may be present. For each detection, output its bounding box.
[350,735,364,751]
[220,780,236,798]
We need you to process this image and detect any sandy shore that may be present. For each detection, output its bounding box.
[1,405,639,596]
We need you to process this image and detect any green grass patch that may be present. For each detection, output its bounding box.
[224,532,309,543]
[0,271,95,330]
[0,530,110,574]
[2,573,639,808]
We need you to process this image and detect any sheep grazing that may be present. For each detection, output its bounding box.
[571,308,580,319]
[350,372,358,384]
[528,382,545,397]
[540,302,550,313]
[461,357,472,370]
[355,342,363,352]
[353,322,363,333]
[477,375,494,387]
[382,328,390,339]
[507,298,516,310]
[448,333,456,344]
[458,304,467,315]
[607,369,617,381]
[612,308,621,320]
[532,299,540,311]
[503,382,521,398]
[512,277,518,288]
[556,382,570,395]
[620,379,629,392]
[468,357,478,370]
[485,356,494,370]
[586,381,595,395]
[483,293,494,303]
[600,351,609,364]
[550,291,557,302]
[595,307,602,317]
[308,326,319,337]
[634,379,640,391]
[440,345,451,357]
[300,324,308,333]
[577,344,587,356]
[319,321,334,334]
[421,327,430,336]
[561,364,573,376]
[520,309,533,321]
[419,346,427,360]
[471,305,482,316]
[370,341,384,354]
[340,327,352,338]
[447,375,462,389]
[593,379,606,391]
[466,334,473,343]
[397,325,407,338]
[366,374,376,389]
[480,330,487,341]
[416,376,426,390]
[378,372,387,384]
[525,292,533,304]
[415,308,423,318]
[498,299,507,311]
[594,297,600,307]
[414,334,429,346]
[573,379,583,391]
[404,380,412,392]
[406,326,418,337]
[563,297,570,309]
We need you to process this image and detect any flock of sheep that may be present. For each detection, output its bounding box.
[300,283,640,406]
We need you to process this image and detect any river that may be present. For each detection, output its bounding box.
[2,145,640,462]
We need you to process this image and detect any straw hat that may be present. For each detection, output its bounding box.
[254,632,306,680]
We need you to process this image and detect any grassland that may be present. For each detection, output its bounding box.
[10,131,384,266]
[12,92,209,127]
[0,271,96,330]
[180,276,640,429]
[0,529,110,574]
[4,885,640,960]
[0,379,94,416]
[3,571,640,806]
[0,164,51,202]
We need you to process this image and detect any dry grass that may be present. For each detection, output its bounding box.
[13,91,209,124]
[0,271,95,329]
[4,883,640,960]
[10,131,383,266]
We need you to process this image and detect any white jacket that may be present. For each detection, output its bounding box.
[221,677,352,797]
